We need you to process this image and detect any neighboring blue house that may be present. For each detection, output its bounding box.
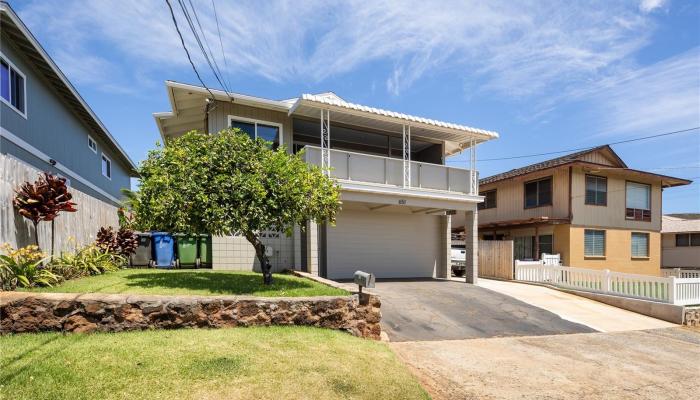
[0,2,137,250]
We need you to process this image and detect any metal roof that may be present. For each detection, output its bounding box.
[292,93,499,142]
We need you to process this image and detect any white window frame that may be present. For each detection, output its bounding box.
[0,50,28,119]
[584,229,606,258]
[88,135,97,153]
[631,232,650,258]
[101,153,112,180]
[227,115,284,146]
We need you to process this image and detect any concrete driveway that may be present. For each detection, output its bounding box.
[392,327,700,400]
[372,279,595,341]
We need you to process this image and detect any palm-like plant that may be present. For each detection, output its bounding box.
[13,173,78,253]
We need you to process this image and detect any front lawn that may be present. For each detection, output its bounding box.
[21,269,348,297]
[0,327,429,400]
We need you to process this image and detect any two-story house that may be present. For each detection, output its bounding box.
[661,214,700,270]
[154,81,498,281]
[0,2,137,249]
[476,145,691,276]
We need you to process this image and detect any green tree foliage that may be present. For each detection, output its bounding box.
[133,129,341,284]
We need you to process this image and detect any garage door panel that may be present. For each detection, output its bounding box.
[326,209,440,279]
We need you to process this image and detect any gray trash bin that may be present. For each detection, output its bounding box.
[130,232,153,267]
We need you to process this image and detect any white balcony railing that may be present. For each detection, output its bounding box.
[303,146,476,195]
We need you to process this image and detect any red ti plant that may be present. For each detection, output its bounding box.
[95,226,138,257]
[13,172,78,254]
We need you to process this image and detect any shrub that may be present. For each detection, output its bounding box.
[95,226,138,257]
[13,172,77,253]
[0,243,57,290]
[50,244,126,279]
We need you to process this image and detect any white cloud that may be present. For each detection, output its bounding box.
[576,48,700,136]
[639,0,668,13]
[17,0,661,99]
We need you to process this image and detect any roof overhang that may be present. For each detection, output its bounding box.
[289,95,498,155]
[480,160,692,188]
[154,81,500,155]
[0,2,137,175]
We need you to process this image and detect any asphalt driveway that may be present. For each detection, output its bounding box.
[372,279,595,341]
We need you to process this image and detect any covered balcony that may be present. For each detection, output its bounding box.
[289,93,497,202]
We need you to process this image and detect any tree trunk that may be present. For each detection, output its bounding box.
[33,221,39,248]
[245,232,273,285]
[51,219,55,258]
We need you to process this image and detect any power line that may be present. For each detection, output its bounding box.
[177,0,230,100]
[187,0,230,97]
[211,0,232,91]
[447,126,700,163]
[164,0,216,101]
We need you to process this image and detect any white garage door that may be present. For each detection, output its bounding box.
[325,209,441,279]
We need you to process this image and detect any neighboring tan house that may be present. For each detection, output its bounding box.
[154,81,498,281]
[661,214,700,269]
[477,146,691,276]
[0,2,137,250]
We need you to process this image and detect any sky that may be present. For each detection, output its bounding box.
[11,0,700,213]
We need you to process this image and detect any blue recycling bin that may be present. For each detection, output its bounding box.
[151,232,175,269]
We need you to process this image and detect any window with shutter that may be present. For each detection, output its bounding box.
[631,232,649,257]
[584,229,605,257]
[626,182,651,221]
[478,190,497,210]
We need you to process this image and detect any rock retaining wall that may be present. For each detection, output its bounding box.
[0,291,381,339]
[684,307,700,327]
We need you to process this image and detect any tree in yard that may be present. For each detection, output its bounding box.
[13,172,78,254]
[132,129,341,284]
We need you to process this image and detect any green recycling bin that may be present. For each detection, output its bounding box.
[175,234,198,268]
[198,234,212,268]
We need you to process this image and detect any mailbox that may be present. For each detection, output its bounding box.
[353,270,375,292]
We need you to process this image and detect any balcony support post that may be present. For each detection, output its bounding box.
[403,124,411,187]
[320,109,331,176]
[469,138,477,195]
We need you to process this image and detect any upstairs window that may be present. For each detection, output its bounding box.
[88,135,97,153]
[229,116,281,149]
[524,177,552,208]
[0,53,26,117]
[626,182,651,221]
[584,229,605,257]
[631,232,649,258]
[585,175,607,206]
[676,233,700,247]
[478,190,497,210]
[101,153,111,179]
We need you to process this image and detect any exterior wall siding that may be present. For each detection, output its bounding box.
[661,233,700,268]
[568,226,661,276]
[570,167,662,231]
[1,153,119,252]
[0,39,130,203]
[478,167,570,226]
[211,233,294,272]
[207,100,294,153]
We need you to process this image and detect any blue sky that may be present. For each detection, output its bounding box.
[12,0,700,212]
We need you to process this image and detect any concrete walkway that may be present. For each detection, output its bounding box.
[392,327,700,400]
[474,278,676,332]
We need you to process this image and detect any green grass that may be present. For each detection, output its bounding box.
[0,327,429,400]
[21,269,348,297]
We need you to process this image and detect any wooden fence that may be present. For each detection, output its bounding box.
[0,154,119,253]
[478,240,514,280]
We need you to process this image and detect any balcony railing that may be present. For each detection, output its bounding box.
[303,146,476,195]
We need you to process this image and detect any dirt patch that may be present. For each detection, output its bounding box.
[391,327,700,400]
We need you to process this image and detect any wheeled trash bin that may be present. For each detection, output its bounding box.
[130,232,153,267]
[198,234,212,268]
[175,234,198,268]
[151,232,175,269]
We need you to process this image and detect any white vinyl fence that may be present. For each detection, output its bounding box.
[661,268,700,279]
[515,261,700,306]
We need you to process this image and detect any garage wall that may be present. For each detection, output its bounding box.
[325,209,441,279]
[212,232,294,272]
